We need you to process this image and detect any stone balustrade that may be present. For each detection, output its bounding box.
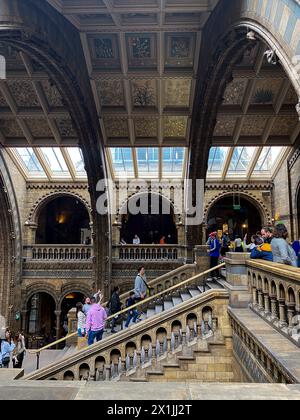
[25,245,93,261]
[24,289,229,381]
[246,260,300,345]
[113,245,186,262]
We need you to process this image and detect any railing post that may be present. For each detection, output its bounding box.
[36,351,40,370]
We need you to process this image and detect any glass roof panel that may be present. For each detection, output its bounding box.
[110,147,134,177]
[208,147,229,172]
[41,148,70,175]
[15,147,45,174]
[162,147,185,177]
[137,147,159,177]
[253,147,283,172]
[228,147,256,173]
[67,147,86,177]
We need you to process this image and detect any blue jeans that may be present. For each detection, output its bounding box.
[125,310,139,328]
[88,329,104,346]
[78,328,86,338]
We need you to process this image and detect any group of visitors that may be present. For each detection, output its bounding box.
[76,266,150,346]
[120,234,172,246]
[0,330,26,369]
[207,223,299,279]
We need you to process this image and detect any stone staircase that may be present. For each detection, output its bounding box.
[103,279,224,339]
[23,281,229,381]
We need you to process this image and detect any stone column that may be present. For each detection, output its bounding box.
[264,293,271,314]
[270,295,278,319]
[193,245,210,273]
[224,253,251,308]
[258,290,264,310]
[252,287,258,305]
[278,299,287,327]
[66,308,78,347]
[287,304,295,329]
[54,310,61,344]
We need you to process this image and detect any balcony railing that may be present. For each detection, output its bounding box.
[26,245,93,261]
[113,245,186,261]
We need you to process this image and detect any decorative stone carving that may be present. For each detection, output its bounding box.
[97,80,124,107]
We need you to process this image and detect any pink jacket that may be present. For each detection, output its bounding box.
[86,304,107,332]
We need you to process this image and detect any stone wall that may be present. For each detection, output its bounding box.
[273,149,300,239]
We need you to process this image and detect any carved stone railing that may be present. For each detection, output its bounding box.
[115,263,197,309]
[24,288,229,381]
[246,260,300,346]
[113,245,186,262]
[24,245,93,261]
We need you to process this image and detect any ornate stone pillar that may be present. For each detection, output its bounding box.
[258,290,264,310]
[270,295,278,319]
[55,310,62,342]
[287,303,295,329]
[278,299,287,327]
[252,287,258,305]
[264,293,271,314]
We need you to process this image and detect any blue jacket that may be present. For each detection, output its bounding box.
[251,244,273,262]
[0,340,15,363]
[209,239,221,258]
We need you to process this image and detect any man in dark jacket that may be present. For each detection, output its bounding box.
[109,287,122,334]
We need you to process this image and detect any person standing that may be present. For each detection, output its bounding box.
[86,297,107,346]
[125,292,139,328]
[271,224,297,267]
[234,236,244,253]
[133,235,141,245]
[292,238,300,268]
[261,227,273,244]
[109,287,122,334]
[0,330,15,368]
[134,266,149,301]
[76,302,86,338]
[159,236,166,245]
[12,333,26,369]
[207,232,221,280]
[221,232,230,256]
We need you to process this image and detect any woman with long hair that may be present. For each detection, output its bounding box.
[271,224,297,267]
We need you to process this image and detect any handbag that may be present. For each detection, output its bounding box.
[2,356,10,365]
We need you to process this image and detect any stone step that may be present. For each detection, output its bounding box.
[188,288,201,297]
[162,363,180,369]
[163,300,175,311]
[147,371,164,376]
[177,356,195,362]
[180,293,192,302]
[172,297,183,306]
[146,308,156,318]
[155,305,163,314]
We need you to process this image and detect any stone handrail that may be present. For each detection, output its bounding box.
[24,286,229,380]
[246,259,300,346]
[27,264,224,364]
[25,245,93,261]
[113,244,186,261]
[115,263,197,309]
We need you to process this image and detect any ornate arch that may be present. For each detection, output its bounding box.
[27,191,92,225]
[0,0,110,293]
[23,284,59,311]
[116,191,182,225]
[58,284,92,309]
[203,191,272,226]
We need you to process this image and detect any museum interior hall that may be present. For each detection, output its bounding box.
[0,0,300,400]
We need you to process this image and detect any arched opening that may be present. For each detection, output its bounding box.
[26,293,56,348]
[60,292,85,337]
[207,195,262,240]
[120,194,178,244]
[36,196,90,245]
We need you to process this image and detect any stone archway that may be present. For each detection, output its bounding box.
[117,192,181,245]
[204,193,266,240]
[0,0,110,294]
